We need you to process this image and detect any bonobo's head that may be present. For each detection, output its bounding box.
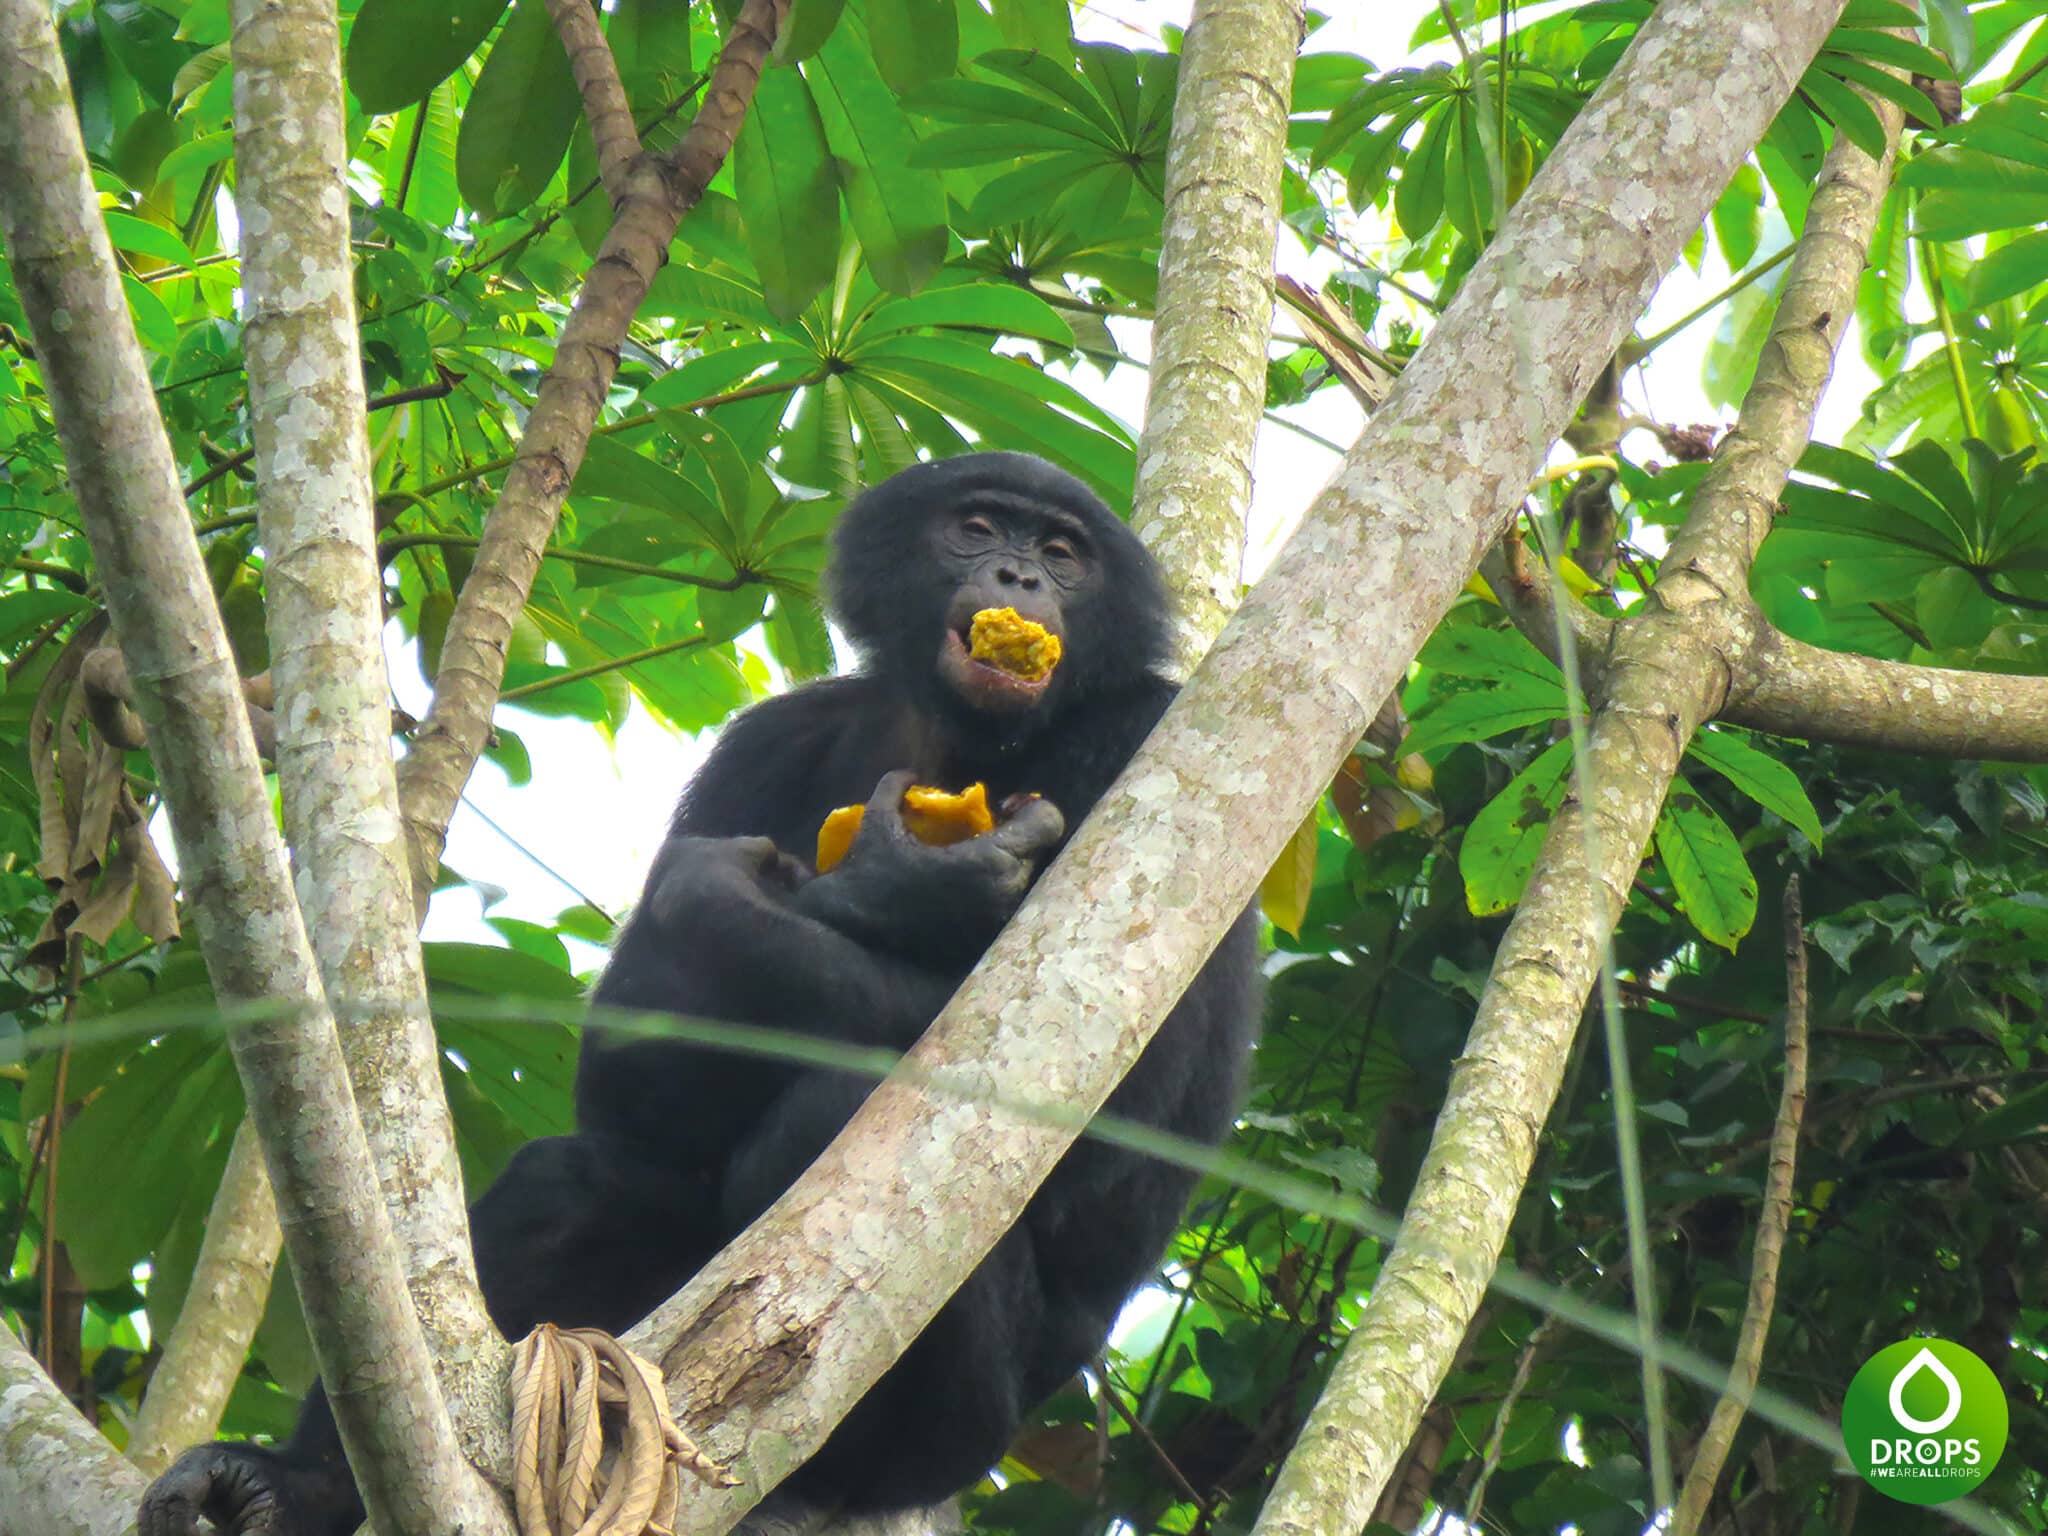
[828,452,1170,740]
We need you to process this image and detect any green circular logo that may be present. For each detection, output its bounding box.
[1843,1339,2007,1503]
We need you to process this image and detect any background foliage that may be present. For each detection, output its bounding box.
[4,0,2048,1531]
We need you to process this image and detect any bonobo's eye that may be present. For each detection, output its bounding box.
[1040,534,1088,583]
[958,514,998,542]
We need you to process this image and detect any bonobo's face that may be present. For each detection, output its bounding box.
[930,500,1098,715]
[826,452,1170,739]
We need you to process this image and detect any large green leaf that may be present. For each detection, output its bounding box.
[1460,739,1573,915]
[734,65,842,319]
[455,0,581,220]
[1653,779,1757,950]
[347,0,510,114]
[806,26,947,295]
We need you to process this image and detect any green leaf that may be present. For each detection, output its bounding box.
[104,211,194,268]
[867,0,958,94]
[776,0,846,63]
[733,65,841,319]
[1685,730,1824,848]
[122,271,178,354]
[1460,739,1573,916]
[1653,779,1757,950]
[347,0,511,114]
[806,27,946,295]
[455,0,580,220]
[859,281,1074,346]
[1961,228,2048,309]
[1416,622,1564,686]
[767,588,836,680]
[572,436,732,554]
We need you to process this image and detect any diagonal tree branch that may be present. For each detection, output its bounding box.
[545,0,641,202]
[395,0,790,914]
[0,6,506,1534]
[1252,29,1891,1535]
[562,4,1851,1532]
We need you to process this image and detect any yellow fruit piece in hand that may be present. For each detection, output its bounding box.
[968,607,1062,682]
[814,783,995,872]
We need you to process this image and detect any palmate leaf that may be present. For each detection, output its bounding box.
[1686,729,1824,848]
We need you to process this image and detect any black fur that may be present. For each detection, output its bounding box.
[139,451,1261,1534]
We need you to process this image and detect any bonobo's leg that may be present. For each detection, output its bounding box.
[720,1074,1048,1515]
[140,1134,716,1536]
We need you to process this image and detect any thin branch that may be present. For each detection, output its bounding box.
[1671,880,1809,1536]
[379,533,755,590]
[390,0,790,907]
[544,0,641,202]
[1627,244,1795,361]
[183,373,457,497]
[128,1124,281,1474]
[499,632,707,701]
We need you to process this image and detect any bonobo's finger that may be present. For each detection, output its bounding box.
[726,835,782,871]
[987,794,1064,859]
[860,770,922,837]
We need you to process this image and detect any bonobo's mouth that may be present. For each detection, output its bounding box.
[938,624,1051,713]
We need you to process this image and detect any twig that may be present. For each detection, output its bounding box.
[1670,878,1810,1536]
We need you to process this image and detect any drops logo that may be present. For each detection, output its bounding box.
[1842,1339,2007,1504]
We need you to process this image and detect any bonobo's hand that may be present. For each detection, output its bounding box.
[139,1441,349,1536]
[642,833,813,934]
[796,770,1066,962]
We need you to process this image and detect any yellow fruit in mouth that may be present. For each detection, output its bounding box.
[968,607,1062,682]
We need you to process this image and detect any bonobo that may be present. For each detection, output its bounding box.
[140,451,1262,1534]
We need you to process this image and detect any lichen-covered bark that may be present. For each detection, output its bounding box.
[1252,26,1883,1536]
[620,5,1845,1531]
[227,0,509,1469]
[1728,632,2048,758]
[128,1124,280,1474]
[395,0,789,910]
[0,6,504,1534]
[1131,0,1302,668]
[0,1319,144,1536]
[545,0,640,201]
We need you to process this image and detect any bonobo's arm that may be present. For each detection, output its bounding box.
[791,770,1066,969]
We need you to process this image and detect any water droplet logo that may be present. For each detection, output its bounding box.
[1887,1347,1962,1435]
[1843,1339,2006,1504]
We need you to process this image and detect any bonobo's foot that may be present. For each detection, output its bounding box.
[140,1441,360,1536]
